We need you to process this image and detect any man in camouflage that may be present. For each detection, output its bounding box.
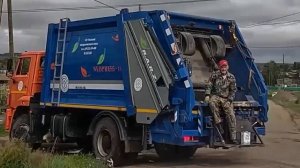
[205,59,237,143]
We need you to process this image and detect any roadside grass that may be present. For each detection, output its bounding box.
[271,91,300,114]
[293,92,300,100]
[0,141,106,168]
[30,153,106,168]
[286,102,300,114]
[0,124,8,137]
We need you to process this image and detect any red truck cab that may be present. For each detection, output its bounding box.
[5,51,44,132]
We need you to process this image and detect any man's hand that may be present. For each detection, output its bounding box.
[204,96,210,103]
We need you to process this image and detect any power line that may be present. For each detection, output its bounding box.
[1,0,214,14]
[0,0,3,25]
[242,11,300,28]
[257,20,300,26]
[241,20,300,28]
[249,45,300,49]
[93,0,120,12]
[3,6,108,13]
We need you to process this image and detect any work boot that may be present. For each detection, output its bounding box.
[231,132,239,145]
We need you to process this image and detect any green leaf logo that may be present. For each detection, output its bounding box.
[97,48,106,65]
[72,38,80,53]
[140,37,149,49]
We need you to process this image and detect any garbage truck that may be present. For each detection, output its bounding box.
[5,9,268,166]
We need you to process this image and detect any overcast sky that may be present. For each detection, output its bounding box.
[1,0,300,63]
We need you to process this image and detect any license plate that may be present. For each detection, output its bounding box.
[241,131,251,145]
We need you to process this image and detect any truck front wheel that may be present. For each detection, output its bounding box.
[93,117,124,166]
[154,143,197,160]
[10,114,30,141]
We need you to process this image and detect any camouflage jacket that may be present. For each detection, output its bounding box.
[205,71,237,101]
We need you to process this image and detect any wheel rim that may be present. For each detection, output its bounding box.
[97,129,112,157]
[12,123,30,141]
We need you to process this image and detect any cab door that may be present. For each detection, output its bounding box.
[9,56,33,108]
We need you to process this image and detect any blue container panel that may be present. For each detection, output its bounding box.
[42,18,127,108]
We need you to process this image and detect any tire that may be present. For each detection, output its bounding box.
[154,143,176,160]
[10,114,30,141]
[154,143,197,160]
[179,32,196,56]
[177,146,197,159]
[93,117,124,166]
[124,152,138,163]
[211,35,226,58]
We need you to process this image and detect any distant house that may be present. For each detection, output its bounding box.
[277,68,300,86]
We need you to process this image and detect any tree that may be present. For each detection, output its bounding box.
[262,61,280,86]
[293,62,300,70]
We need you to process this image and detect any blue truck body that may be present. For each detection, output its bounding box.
[35,9,268,163]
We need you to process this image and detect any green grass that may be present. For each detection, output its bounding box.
[286,102,300,113]
[290,92,300,113]
[0,141,30,168]
[271,91,300,114]
[0,141,106,168]
[30,154,106,168]
[0,124,8,137]
[292,92,300,99]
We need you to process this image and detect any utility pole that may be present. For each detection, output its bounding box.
[283,53,285,87]
[7,0,15,69]
[0,0,3,26]
[268,62,271,86]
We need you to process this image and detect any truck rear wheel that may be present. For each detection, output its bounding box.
[10,114,30,141]
[154,143,197,160]
[93,117,124,166]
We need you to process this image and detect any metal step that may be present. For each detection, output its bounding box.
[52,88,59,91]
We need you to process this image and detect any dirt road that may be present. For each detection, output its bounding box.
[128,101,300,168]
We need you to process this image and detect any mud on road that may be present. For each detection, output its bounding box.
[127,101,300,168]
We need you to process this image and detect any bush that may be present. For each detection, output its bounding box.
[0,141,106,168]
[0,124,8,137]
[295,99,299,104]
[0,141,30,168]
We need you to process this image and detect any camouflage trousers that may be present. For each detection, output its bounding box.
[209,95,236,139]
